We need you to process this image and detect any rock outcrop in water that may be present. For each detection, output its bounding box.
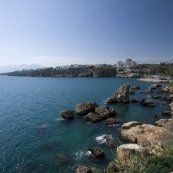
[106,83,130,103]
[60,110,75,120]
[75,165,91,173]
[88,148,104,159]
[75,101,99,116]
[140,99,155,107]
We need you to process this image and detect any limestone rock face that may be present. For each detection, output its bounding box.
[84,112,102,123]
[140,99,155,107]
[155,119,172,128]
[106,83,130,103]
[105,118,120,126]
[88,148,104,159]
[117,144,147,167]
[95,106,109,119]
[121,121,170,148]
[75,101,98,115]
[75,165,91,173]
[60,110,74,120]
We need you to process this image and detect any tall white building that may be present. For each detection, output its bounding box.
[117,61,124,69]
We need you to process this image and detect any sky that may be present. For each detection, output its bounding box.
[0,0,173,67]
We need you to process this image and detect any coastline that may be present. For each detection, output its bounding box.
[137,78,173,83]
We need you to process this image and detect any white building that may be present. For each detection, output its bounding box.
[117,61,124,69]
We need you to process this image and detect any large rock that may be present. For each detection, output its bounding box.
[84,112,102,123]
[140,99,154,107]
[60,110,74,120]
[121,121,170,148]
[75,165,91,173]
[155,119,172,128]
[75,101,98,115]
[95,106,109,119]
[105,118,120,126]
[88,148,104,159]
[106,83,130,103]
[117,144,147,167]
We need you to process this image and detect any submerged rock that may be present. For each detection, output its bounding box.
[106,83,130,103]
[60,110,74,120]
[75,101,98,116]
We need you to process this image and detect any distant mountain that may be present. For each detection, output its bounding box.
[0,64,44,73]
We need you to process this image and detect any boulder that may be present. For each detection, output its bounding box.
[109,108,116,116]
[106,83,130,103]
[105,118,120,126]
[132,85,140,89]
[88,148,104,159]
[104,136,117,148]
[121,121,170,148]
[75,165,91,173]
[84,112,102,123]
[60,110,74,120]
[117,144,148,167]
[95,106,109,119]
[140,99,154,107]
[75,101,98,115]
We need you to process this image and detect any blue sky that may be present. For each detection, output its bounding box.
[0,0,173,67]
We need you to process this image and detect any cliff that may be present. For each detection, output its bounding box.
[7,66,117,77]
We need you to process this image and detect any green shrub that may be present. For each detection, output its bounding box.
[144,147,173,173]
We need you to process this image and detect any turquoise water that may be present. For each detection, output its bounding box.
[0,76,170,173]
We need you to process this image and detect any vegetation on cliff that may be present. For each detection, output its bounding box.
[7,65,117,77]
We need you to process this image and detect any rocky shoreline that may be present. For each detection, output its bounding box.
[60,82,173,173]
[137,77,173,83]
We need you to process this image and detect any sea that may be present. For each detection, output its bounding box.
[0,76,171,173]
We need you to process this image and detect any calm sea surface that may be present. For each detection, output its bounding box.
[0,76,170,173]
